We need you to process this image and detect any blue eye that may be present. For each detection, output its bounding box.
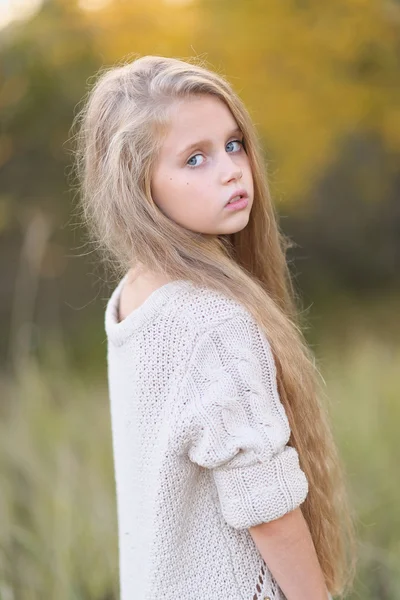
[187,154,205,168]
[226,139,244,152]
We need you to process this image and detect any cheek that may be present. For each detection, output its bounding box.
[151,169,177,206]
[152,168,214,220]
[166,175,192,203]
[151,170,192,216]
[157,171,193,200]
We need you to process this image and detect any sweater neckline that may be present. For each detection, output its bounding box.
[105,273,195,344]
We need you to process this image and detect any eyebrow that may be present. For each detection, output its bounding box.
[177,126,243,157]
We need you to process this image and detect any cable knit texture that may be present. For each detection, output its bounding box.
[105,273,311,600]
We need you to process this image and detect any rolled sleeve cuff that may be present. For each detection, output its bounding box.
[213,446,309,529]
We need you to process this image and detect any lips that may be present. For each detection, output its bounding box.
[225,189,248,206]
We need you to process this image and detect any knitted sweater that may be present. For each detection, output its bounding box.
[104,274,311,600]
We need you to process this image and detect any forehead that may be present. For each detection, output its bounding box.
[161,95,239,148]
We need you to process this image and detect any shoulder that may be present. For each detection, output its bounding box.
[118,269,175,321]
[171,281,256,337]
[105,271,267,356]
[172,284,275,373]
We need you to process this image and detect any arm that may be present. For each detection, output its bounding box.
[177,315,330,595]
[249,507,331,600]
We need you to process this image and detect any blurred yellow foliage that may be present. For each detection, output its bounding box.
[71,0,400,203]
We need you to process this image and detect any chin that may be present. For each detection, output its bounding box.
[223,220,251,236]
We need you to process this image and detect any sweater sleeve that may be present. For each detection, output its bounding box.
[177,314,309,530]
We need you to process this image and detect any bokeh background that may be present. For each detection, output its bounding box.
[1,0,400,598]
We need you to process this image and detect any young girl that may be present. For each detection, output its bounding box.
[72,55,357,600]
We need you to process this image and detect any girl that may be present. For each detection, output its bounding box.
[72,55,357,600]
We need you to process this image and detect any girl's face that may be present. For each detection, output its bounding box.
[151,94,254,235]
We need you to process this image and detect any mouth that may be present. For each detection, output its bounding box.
[225,190,249,206]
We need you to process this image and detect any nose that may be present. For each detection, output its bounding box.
[219,152,243,184]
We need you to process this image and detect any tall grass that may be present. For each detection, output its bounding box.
[0,333,399,599]
[321,335,400,600]
[0,358,118,600]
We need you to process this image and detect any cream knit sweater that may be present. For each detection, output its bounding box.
[105,274,312,600]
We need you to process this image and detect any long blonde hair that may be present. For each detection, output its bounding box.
[70,54,358,597]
